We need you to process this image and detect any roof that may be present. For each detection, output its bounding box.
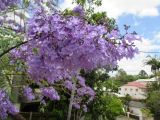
[136,78,157,82]
[122,81,146,88]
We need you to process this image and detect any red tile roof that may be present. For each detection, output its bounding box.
[124,82,146,88]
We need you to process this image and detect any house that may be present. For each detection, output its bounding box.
[118,78,157,100]
[118,81,147,99]
[117,78,156,119]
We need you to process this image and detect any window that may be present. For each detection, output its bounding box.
[130,88,133,91]
[141,89,146,92]
[119,88,121,91]
[136,89,138,92]
[125,88,127,91]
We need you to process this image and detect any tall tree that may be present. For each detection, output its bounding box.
[146,91,160,119]
[145,56,160,76]
[138,70,148,79]
[115,69,137,85]
[82,69,124,120]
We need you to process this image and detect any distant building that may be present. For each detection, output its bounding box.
[117,78,157,100]
[118,81,147,99]
[117,78,156,120]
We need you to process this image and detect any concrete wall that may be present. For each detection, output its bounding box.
[118,86,146,99]
[129,107,142,116]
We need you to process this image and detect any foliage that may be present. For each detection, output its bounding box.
[111,69,138,85]
[145,56,160,74]
[74,0,102,7]
[81,69,124,120]
[146,79,160,117]
[121,94,131,113]
[116,69,131,84]
[0,90,19,119]
[141,108,153,118]
[146,81,160,93]
[39,98,69,120]
[122,94,132,106]
[89,12,116,31]
[0,0,18,11]
[146,91,160,114]
[138,70,148,79]
[86,94,124,120]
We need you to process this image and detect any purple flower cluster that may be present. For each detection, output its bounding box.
[23,86,35,102]
[0,0,18,11]
[77,76,86,87]
[73,5,84,17]
[11,6,140,110]
[41,87,60,101]
[64,80,73,91]
[77,86,95,97]
[0,90,19,120]
[73,103,80,109]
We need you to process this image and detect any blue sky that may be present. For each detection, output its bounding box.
[118,14,160,41]
[60,0,160,75]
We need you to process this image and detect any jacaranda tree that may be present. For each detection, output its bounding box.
[0,0,141,120]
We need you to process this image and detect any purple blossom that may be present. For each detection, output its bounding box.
[73,5,84,17]
[0,90,19,120]
[72,103,80,109]
[124,33,141,43]
[41,87,60,100]
[23,86,35,101]
[77,76,85,87]
[0,0,19,11]
[11,6,140,109]
[77,87,95,97]
[64,80,73,90]
[107,29,120,39]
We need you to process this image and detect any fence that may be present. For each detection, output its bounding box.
[19,112,56,120]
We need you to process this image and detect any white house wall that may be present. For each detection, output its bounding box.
[118,86,146,99]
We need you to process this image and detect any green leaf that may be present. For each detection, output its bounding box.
[23,0,30,7]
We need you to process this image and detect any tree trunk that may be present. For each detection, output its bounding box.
[67,77,76,120]
[11,113,26,120]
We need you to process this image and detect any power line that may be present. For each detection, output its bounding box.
[139,51,160,54]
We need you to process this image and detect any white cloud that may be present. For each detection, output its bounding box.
[60,0,76,10]
[149,31,160,44]
[154,32,160,39]
[117,38,160,75]
[98,0,160,18]
[61,0,160,18]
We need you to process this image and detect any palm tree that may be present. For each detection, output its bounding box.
[145,56,160,81]
[138,70,148,79]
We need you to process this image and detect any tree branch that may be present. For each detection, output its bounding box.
[0,41,27,58]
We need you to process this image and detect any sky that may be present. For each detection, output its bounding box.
[59,0,160,75]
